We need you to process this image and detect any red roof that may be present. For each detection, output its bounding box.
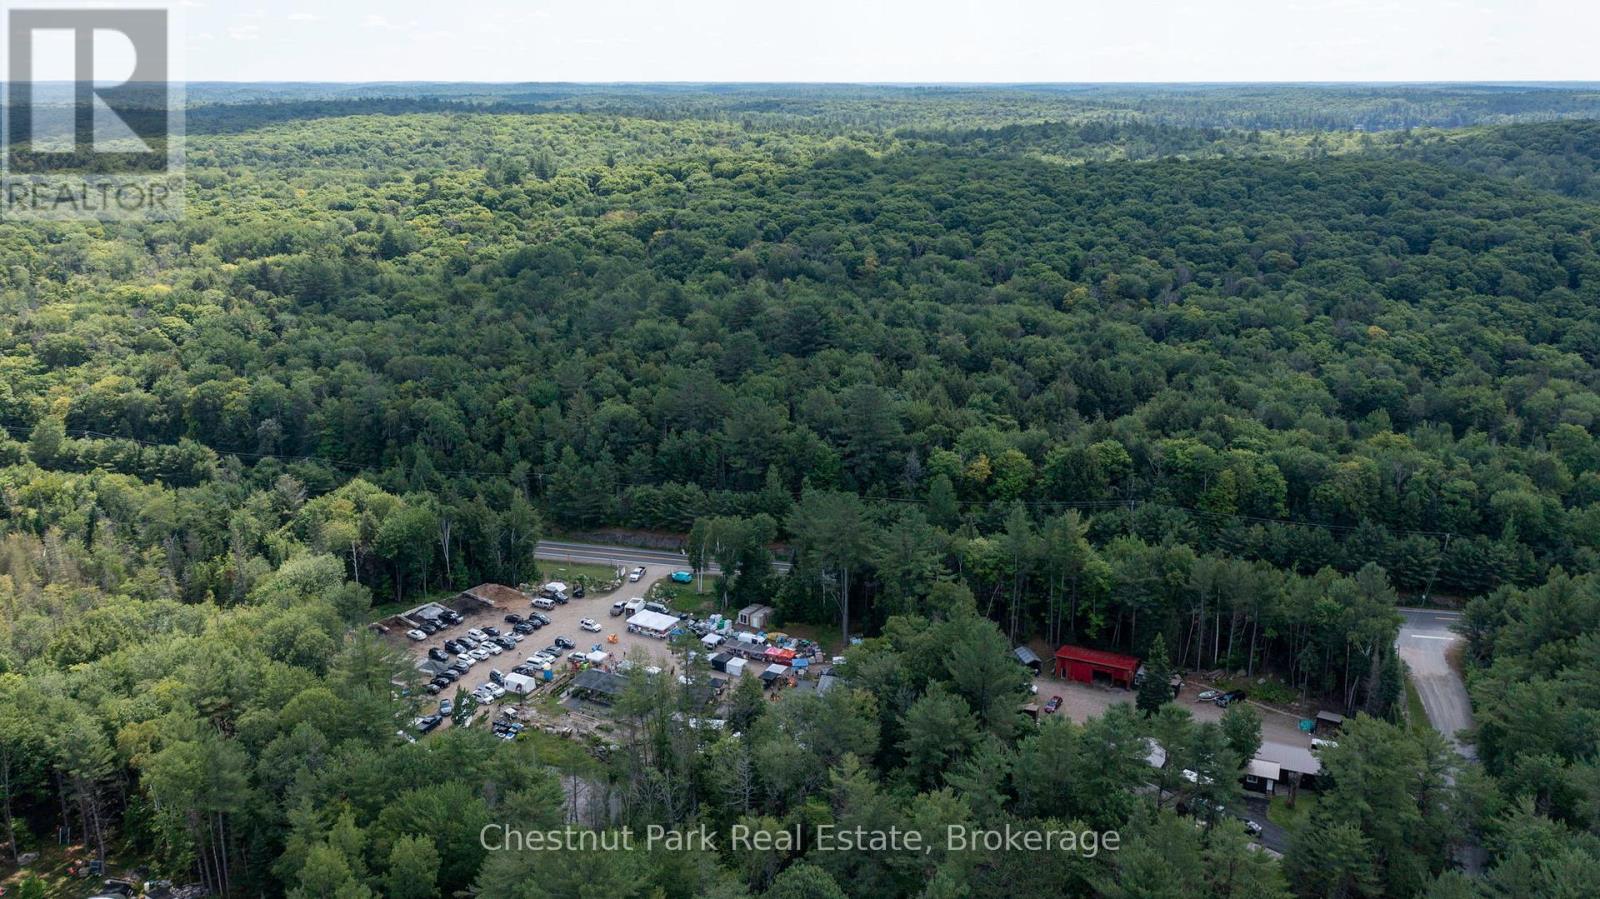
[1053,645,1141,672]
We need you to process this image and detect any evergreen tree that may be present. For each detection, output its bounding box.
[1138,634,1175,717]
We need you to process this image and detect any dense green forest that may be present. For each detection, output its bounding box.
[4,84,1600,898]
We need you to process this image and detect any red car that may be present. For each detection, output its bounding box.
[1044,695,1063,714]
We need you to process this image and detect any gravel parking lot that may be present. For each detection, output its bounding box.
[394,569,691,732]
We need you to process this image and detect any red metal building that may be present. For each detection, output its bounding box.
[1054,645,1140,687]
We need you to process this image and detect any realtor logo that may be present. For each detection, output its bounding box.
[1,2,183,220]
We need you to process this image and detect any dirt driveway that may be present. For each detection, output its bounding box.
[1029,670,1311,746]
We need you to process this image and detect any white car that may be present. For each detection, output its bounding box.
[470,648,491,661]
[406,629,428,641]
[580,618,601,632]
[467,629,488,641]
[1195,689,1221,702]
[486,683,506,698]
[629,566,646,582]
[456,653,475,666]
[474,688,494,703]
[484,642,503,655]
[529,651,556,665]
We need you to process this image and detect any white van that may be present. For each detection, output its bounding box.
[531,597,556,610]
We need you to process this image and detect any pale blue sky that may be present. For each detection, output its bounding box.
[174,0,1595,82]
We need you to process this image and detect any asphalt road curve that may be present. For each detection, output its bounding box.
[1395,607,1476,760]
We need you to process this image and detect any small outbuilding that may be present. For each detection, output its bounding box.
[736,604,775,630]
[1315,710,1346,733]
[1013,645,1043,673]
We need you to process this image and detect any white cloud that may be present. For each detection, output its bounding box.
[287,12,323,23]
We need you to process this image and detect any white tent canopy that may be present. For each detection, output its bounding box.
[627,610,680,633]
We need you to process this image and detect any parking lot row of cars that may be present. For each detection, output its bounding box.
[421,616,570,694]
[404,607,464,641]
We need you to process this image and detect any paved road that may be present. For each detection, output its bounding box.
[1395,607,1475,759]
[535,539,793,575]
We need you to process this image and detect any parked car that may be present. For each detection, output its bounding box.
[496,635,518,649]
[489,669,505,685]
[1044,695,1064,714]
[580,618,601,632]
[1311,737,1339,750]
[610,601,626,617]
[416,714,443,733]
[1195,689,1221,702]
[629,566,646,582]
[440,610,462,624]
[551,592,569,605]
[572,585,586,598]
[504,613,523,624]
[529,652,555,666]
[486,683,506,698]
[513,621,536,635]
[554,636,575,649]
[671,570,693,584]
[458,635,478,648]
[484,643,503,656]
[1243,820,1263,837]
[444,639,463,653]
[1214,690,1248,707]
[406,629,428,641]
[530,612,551,626]
[484,626,501,637]
[419,621,439,634]
[644,601,669,614]
[532,597,556,610]
[438,699,453,715]
[467,628,488,641]
[425,683,443,695]
[512,664,535,677]
[428,647,449,662]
